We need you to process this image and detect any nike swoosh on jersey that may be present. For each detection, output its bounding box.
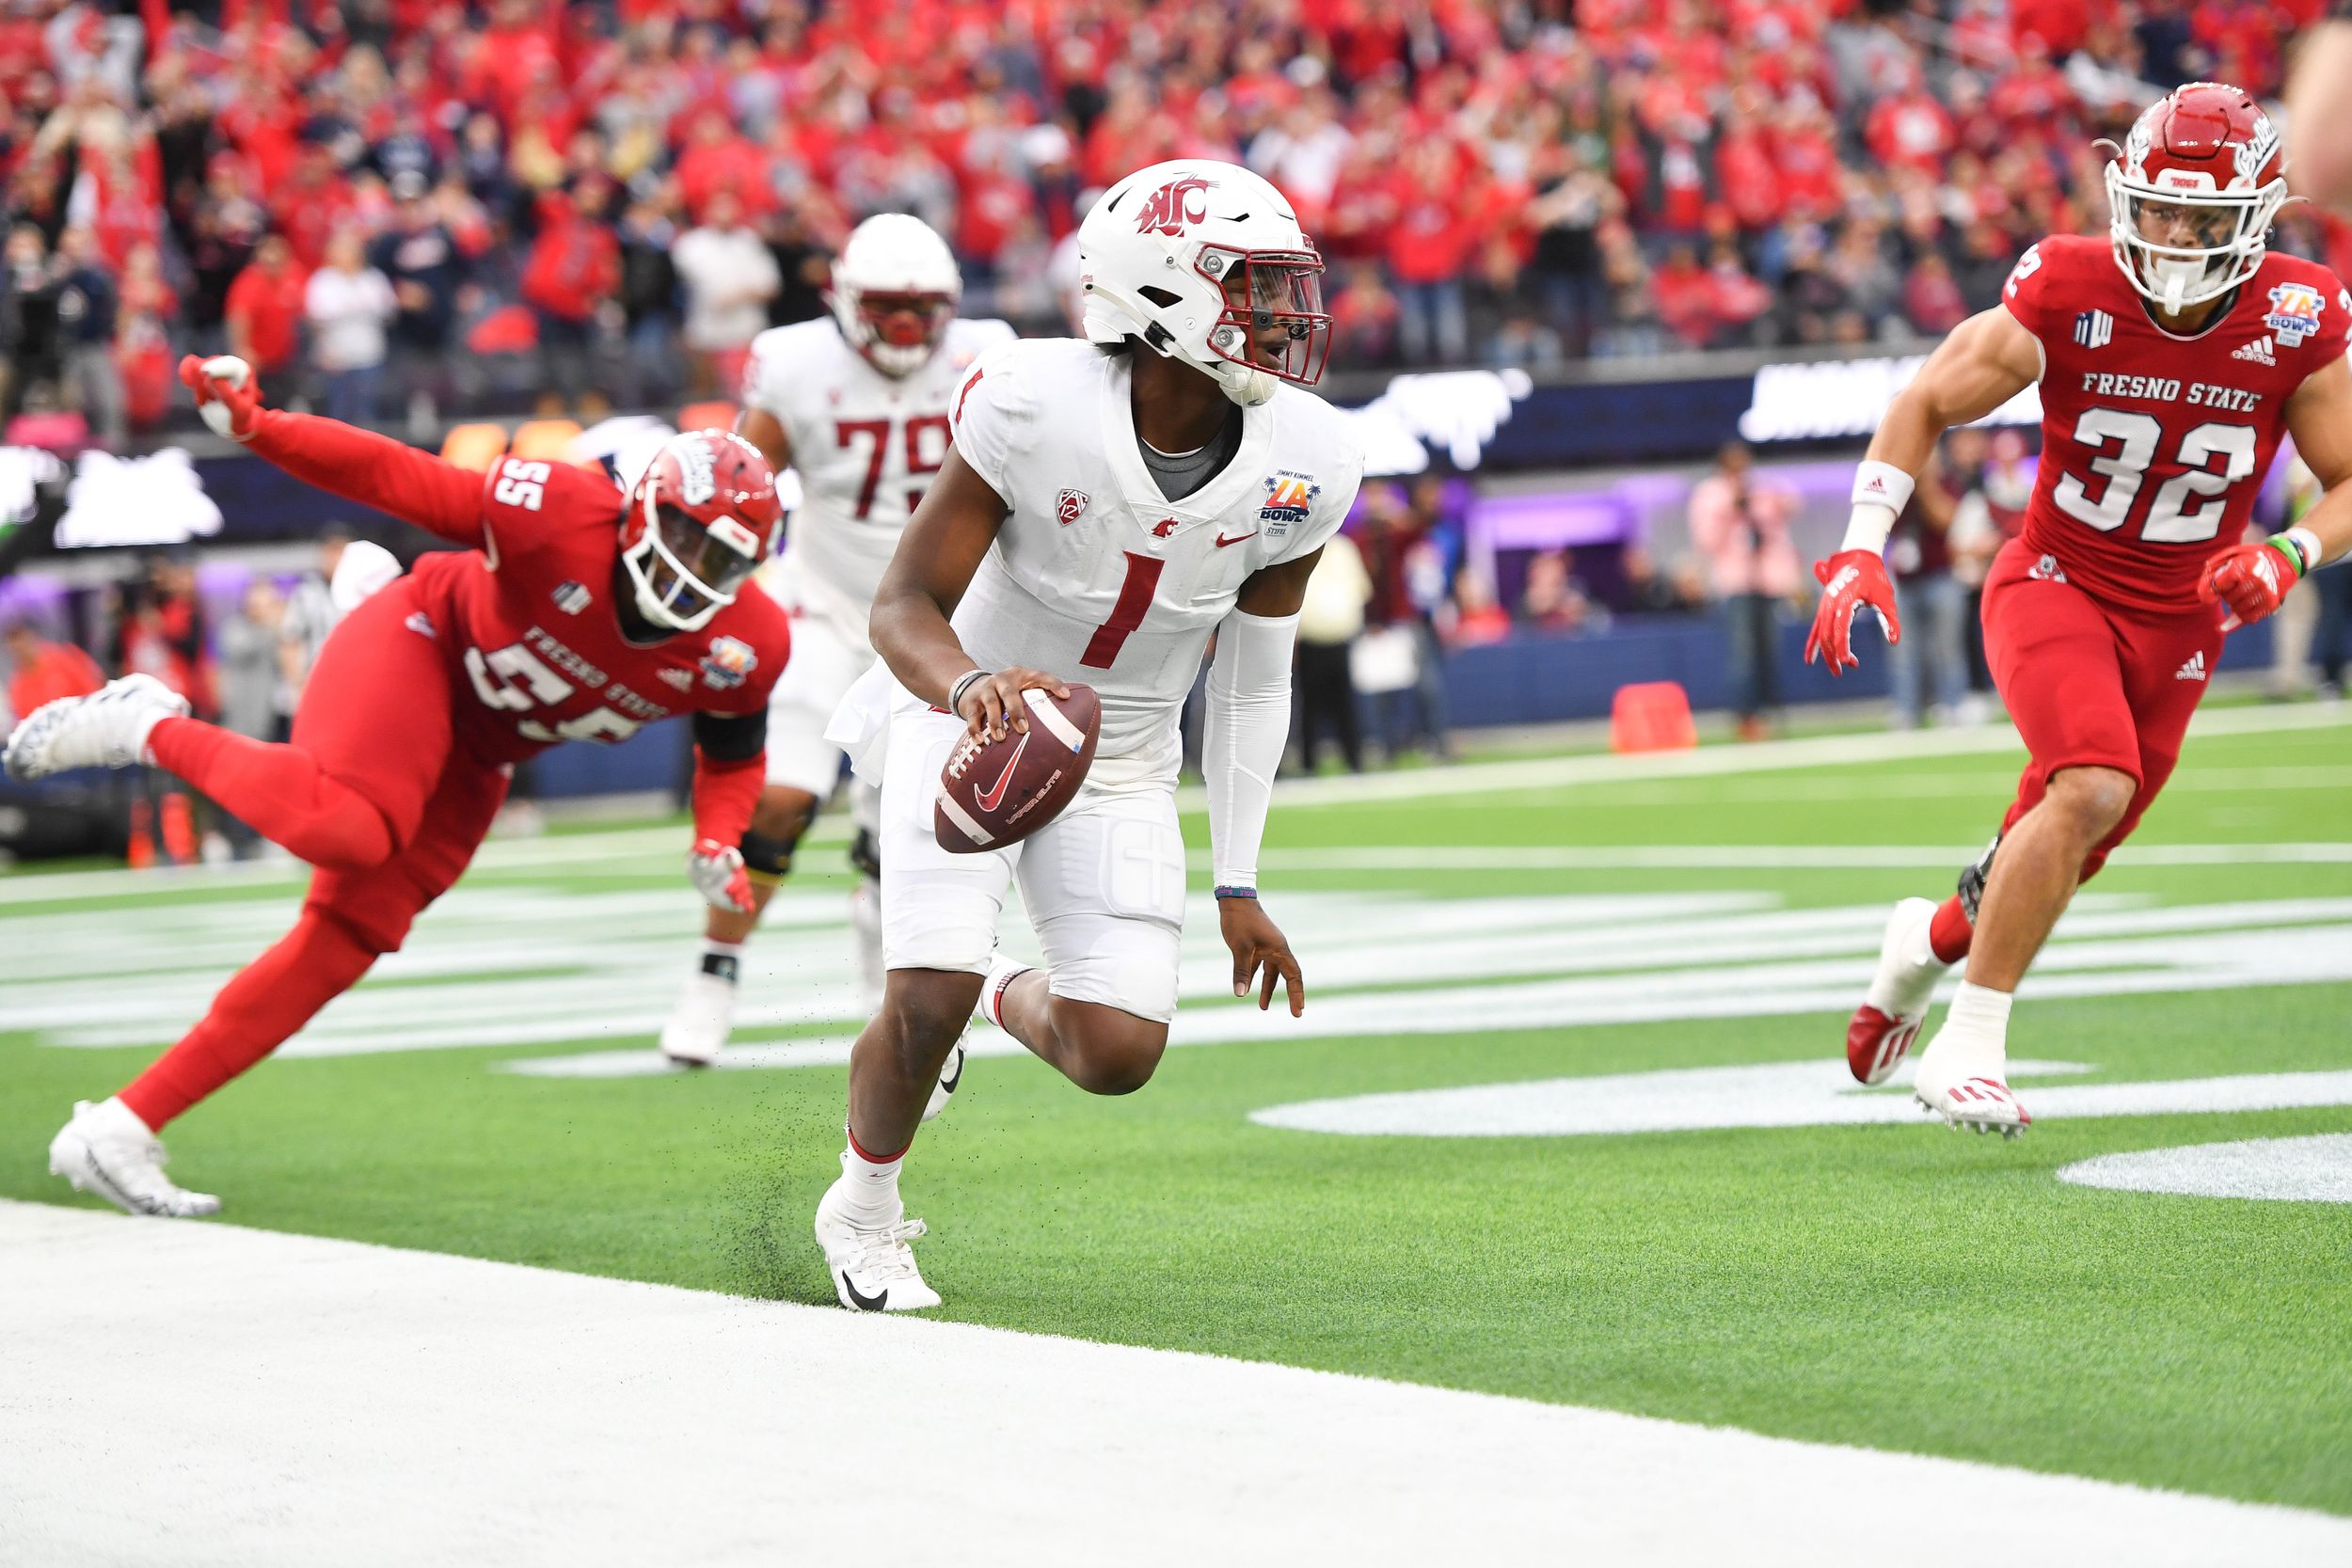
[1215,531,1260,548]
[975,732,1029,813]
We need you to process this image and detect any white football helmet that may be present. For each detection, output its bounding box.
[1079,158,1332,407]
[830,213,961,377]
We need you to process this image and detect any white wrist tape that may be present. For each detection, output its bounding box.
[1842,461,1915,553]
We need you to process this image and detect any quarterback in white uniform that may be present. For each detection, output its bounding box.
[660,214,1013,1068]
[811,159,1364,1311]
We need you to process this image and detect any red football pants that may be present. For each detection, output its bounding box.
[123,578,509,1129]
[1981,537,2223,883]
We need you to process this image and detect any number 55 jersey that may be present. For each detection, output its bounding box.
[931,337,1363,790]
[2000,232,2349,613]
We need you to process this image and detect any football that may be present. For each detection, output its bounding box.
[933,684,1101,853]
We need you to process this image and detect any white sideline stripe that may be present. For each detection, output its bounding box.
[5,1200,2347,1567]
[2057,1134,2352,1203]
[1232,843,2352,871]
[1223,701,2352,809]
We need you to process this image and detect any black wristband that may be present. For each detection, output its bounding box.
[946,668,990,715]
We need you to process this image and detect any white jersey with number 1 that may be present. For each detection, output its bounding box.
[741,315,1016,639]
[940,337,1364,789]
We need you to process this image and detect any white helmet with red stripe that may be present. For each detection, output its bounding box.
[2106,81,2287,312]
[620,430,781,632]
[1078,158,1333,407]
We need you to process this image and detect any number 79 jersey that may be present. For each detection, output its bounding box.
[742,315,1016,626]
[946,338,1363,788]
[2001,233,2349,613]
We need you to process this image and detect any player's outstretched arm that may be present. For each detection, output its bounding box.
[1806,307,2042,672]
[734,406,795,477]
[683,708,768,913]
[178,355,488,546]
[1203,551,1322,1018]
[2205,355,2352,628]
[868,447,1067,738]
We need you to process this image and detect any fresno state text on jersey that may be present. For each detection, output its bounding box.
[742,315,1016,627]
[2001,233,2349,613]
[944,339,1363,788]
[405,456,790,766]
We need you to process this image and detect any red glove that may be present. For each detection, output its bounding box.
[2199,539,2301,631]
[177,354,261,440]
[687,837,755,914]
[1804,550,1902,673]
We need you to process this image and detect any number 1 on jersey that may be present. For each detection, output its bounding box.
[1081,551,1164,669]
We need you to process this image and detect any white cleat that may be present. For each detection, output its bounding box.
[48,1098,221,1217]
[1914,1035,2031,1138]
[814,1174,940,1312]
[4,673,188,782]
[922,1032,966,1123]
[1847,896,1947,1085]
[660,971,736,1067]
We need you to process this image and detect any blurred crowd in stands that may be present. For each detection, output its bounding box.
[5,0,2345,447]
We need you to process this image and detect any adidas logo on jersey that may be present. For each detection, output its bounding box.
[659,667,695,691]
[2073,309,2113,349]
[2232,337,2277,366]
[2027,553,2069,584]
[404,611,437,640]
[2176,650,2207,682]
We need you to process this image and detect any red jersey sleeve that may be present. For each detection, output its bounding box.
[1998,237,2064,342]
[242,409,487,546]
[477,457,626,571]
[2271,261,2352,373]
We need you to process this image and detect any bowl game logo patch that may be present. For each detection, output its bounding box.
[1259,471,1320,538]
[2265,282,2325,347]
[699,635,757,690]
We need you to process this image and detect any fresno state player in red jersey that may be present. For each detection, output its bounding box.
[5,355,790,1216]
[1805,83,2352,1136]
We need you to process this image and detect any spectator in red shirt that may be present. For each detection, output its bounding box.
[1652,244,1721,348]
[1902,253,1968,335]
[521,182,622,412]
[1386,141,1477,364]
[1867,73,1958,177]
[224,234,308,384]
[4,620,103,727]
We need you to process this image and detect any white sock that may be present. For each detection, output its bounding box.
[836,1128,904,1228]
[697,939,745,984]
[1945,981,2013,1043]
[1921,981,2015,1088]
[980,953,1033,1029]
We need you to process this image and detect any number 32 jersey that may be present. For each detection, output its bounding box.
[2001,233,2349,613]
[946,339,1364,788]
[742,315,1015,633]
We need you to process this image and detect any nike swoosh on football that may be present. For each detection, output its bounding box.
[975,733,1030,814]
[1215,531,1260,548]
[840,1271,888,1311]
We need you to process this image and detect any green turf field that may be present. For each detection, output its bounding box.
[6,709,2350,1513]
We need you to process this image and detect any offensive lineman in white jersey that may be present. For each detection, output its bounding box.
[660,214,1014,1069]
[810,159,1365,1310]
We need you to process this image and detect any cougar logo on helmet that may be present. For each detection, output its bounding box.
[1134,176,1216,237]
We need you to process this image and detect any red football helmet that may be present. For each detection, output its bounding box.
[621,430,781,632]
[2106,81,2286,312]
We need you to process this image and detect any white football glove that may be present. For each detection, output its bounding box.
[688,837,754,914]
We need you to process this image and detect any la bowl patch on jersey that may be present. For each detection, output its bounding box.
[699,635,757,690]
[2265,283,2324,346]
[1260,471,1320,537]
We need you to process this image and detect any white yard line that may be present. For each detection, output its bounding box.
[3,1199,2345,1567]
[2057,1134,2352,1203]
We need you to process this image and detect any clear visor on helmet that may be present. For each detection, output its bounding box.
[639,499,761,623]
[2106,166,2277,311]
[1197,245,1333,387]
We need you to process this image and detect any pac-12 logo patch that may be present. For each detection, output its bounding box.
[551,580,592,614]
[1259,471,1320,537]
[2265,282,2326,346]
[1057,488,1089,526]
[699,635,757,690]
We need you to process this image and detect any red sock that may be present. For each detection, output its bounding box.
[1928,894,1974,965]
[119,909,380,1130]
[149,717,396,869]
